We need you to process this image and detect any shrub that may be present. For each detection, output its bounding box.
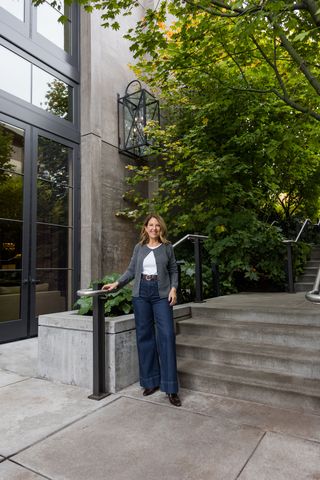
[74,273,133,317]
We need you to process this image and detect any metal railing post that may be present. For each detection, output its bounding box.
[77,285,111,400]
[211,262,220,297]
[284,241,295,293]
[176,260,184,304]
[194,236,204,302]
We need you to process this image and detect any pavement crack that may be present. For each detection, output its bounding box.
[8,459,55,480]
[6,395,122,459]
[234,430,267,479]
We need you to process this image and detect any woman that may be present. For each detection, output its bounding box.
[102,213,181,407]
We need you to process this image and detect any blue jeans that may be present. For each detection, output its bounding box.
[132,279,178,394]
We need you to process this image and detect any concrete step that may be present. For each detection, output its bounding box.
[297,274,317,282]
[303,267,319,274]
[294,283,314,292]
[177,318,320,349]
[176,334,320,378]
[305,260,320,268]
[177,357,320,413]
[189,306,320,326]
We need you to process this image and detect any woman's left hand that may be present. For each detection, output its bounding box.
[168,287,177,306]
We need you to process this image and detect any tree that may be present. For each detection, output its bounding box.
[33,0,320,120]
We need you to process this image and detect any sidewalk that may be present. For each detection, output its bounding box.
[1,294,320,479]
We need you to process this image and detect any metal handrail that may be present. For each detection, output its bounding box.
[282,218,320,293]
[173,233,209,302]
[77,285,110,400]
[283,218,311,244]
[173,234,209,248]
[305,267,320,303]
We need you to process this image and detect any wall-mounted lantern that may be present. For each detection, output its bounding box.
[118,80,160,157]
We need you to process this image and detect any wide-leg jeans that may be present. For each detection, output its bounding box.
[132,279,179,394]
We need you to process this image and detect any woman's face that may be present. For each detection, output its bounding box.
[145,217,161,241]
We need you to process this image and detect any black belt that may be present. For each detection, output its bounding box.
[141,274,158,281]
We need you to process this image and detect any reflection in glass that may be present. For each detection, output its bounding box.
[0,0,24,21]
[35,269,67,315]
[37,180,70,225]
[38,136,71,185]
[0,122,24,174]
[32,66,73,121]
[0,219,22,271]
[37,1,71,53]
[0,271,22,322]
[0,174,23,220]
[36,224,69,269]
[0,45,31,102]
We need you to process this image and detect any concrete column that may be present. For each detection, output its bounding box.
[80,7,149,286]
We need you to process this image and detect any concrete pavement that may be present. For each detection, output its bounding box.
[1,293,320,479]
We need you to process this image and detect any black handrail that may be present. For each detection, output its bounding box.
[283,218,320,293]
[173,233,209,303]
[77,284,111,400]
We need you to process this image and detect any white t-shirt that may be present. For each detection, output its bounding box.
[142,245,161,275]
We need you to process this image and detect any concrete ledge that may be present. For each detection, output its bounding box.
[38,305,191,393]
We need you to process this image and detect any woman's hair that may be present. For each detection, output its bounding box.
[139,213,170,245]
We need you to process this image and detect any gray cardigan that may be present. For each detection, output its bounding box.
[117,243,179,298]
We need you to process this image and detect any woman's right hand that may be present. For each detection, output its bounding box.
[102,282,119,291]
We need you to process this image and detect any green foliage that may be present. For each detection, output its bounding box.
[205,215,287,293]
[33,0,320,119]
[74,273,133,317]
[179,261,213,302]
[31,0,320,292]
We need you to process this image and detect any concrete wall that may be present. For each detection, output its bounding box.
[80,5,153,287]
[38,305,191,392]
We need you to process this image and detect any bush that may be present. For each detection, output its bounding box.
[178,261,214,302]
[74,273,133,317]
[206,215,287,294]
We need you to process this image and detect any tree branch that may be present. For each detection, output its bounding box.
[272,21,320,97]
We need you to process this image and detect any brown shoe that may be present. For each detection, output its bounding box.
[167,393,182,407]
[143,386,159,396]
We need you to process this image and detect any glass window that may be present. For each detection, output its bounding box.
[0,45,31,102]
[0,271,22,322]
[0,122,24,221]
[0,122,24,174]
[35,269,68,315]
[36,224,69,268]
[36,1,71,53]
[0,45,73,121]
[0,219,23,271]
[0,0,24,21]
[32,65,73,121]
[37,136,71,185]
[37,180,70,225]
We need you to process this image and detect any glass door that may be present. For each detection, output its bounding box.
[0,117,77,342]
[29,132,75,336]
[0,119,30,342]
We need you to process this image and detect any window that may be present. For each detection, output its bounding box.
[0,46,31,102]
[36,1,71,53]
[0,45,73,121]
[0,0,25,21]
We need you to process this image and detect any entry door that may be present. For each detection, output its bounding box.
[0,117,78,342]
[0,118,30,342]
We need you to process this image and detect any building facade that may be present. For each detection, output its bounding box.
[0,0,148,343]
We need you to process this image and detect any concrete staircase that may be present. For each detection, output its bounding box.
[176,305,320,413]
[295,246,320,292]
